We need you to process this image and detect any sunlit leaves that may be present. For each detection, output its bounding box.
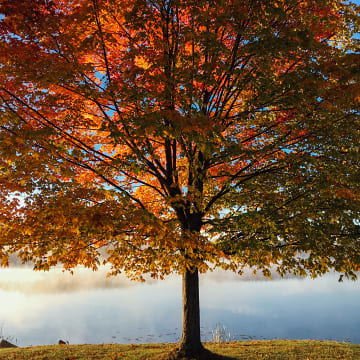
[0,0,359,279]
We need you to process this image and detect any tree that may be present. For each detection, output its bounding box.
[0,0,359,358]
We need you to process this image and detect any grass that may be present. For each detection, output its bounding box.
[0,340,359,359]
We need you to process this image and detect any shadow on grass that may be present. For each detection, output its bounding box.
[160,347,238,360]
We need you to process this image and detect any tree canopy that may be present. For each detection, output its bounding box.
[1,1,360,358]
[0,0,359,280]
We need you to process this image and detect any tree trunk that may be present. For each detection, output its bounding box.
[165,268,217,359]
[178,268,204,355]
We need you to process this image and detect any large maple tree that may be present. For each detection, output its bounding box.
[0,0,360,358]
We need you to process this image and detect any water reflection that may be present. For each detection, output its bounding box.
[0,267,359,346]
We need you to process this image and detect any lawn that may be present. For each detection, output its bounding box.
[0,340,359,359]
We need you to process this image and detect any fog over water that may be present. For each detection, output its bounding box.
[0,266,359,347]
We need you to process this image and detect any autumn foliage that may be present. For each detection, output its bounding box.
[1,0,360,281]
[1,1,360,357]
[0,0,359,327]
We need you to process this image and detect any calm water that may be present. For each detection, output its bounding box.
[0,267,359,347]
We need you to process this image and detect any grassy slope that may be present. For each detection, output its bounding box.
[0,340,360,359]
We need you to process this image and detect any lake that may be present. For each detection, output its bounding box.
[0,267,359,347]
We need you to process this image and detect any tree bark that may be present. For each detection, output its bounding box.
[178,268,204,355]
[165,268,218,359]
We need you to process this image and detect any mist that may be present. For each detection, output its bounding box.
[0,263,304,296]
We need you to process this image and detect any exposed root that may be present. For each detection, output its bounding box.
[161,345,233,360]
